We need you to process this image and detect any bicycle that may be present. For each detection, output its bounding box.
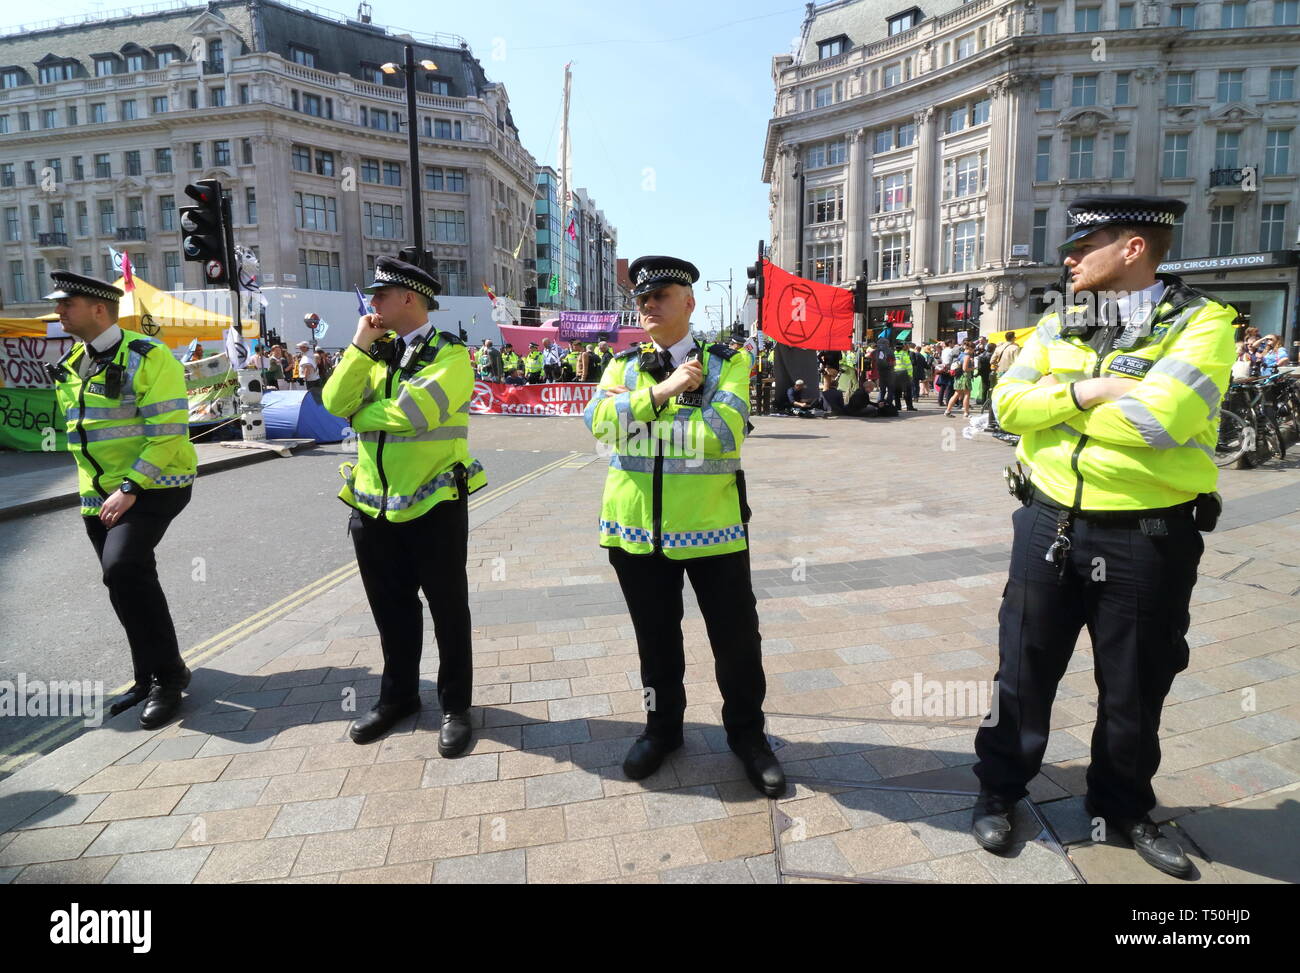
[1219,375,1287,468]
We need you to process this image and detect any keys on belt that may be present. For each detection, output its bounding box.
[1045,510,1074,581]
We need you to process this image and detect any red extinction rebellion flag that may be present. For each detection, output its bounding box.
[760,259,854,351]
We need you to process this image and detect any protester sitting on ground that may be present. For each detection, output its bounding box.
[505,367,527,386]
[819,370,846,417]
[787,379,819,417]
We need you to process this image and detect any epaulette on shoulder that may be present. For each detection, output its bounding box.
[614,347,640,361]
[436,329,465,347]
[707,343,738,360]
[128,338,158,356]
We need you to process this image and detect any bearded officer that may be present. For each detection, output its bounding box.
[583,255,784,797]
[45,272,198,728]
[322,256,487,752]
[971,195,1236,878]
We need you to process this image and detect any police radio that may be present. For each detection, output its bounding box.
[676,345,706,409]
[398,334,430,377]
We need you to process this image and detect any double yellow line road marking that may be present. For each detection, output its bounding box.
[0,451,588,774]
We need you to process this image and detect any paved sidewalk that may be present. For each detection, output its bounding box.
[1,401,1297,884]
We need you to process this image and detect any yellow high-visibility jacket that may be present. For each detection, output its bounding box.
[584,340,751,559]
[994,276,1236,510]
[50,329,196,516]
[322,329,487,522]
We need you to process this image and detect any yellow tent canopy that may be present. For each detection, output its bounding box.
[988,326,1036,347]
[0,317,50,338]
[113,276,258,348]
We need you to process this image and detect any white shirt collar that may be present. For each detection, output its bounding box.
[86,324,122,354]
[399,320,434,345]
[652,332,698,366]
[1114,280,1166,325]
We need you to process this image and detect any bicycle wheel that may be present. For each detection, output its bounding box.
[1246,407,1272,467]
[1215,409,1250,467]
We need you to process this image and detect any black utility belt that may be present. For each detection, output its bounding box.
[1034,489,1196,528]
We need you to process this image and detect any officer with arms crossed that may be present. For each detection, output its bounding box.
[971,196,1236,878]
[584,256,784,797]
[322,256,487,752]
[46,272,198,728]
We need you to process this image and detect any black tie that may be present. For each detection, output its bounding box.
[393,337,406,363]
[659,350,675,373]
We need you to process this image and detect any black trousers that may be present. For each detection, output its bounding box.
[974,501,1202,821]
[83,486,191,684]
[349,497,472,711]
[891,372,914,409]
[876,366,894,403]
[608,546,766,748]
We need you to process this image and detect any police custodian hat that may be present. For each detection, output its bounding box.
[363,255,442,307]
[628,256,700,297]
[1059,194,1187,253]
[44,271,124,303]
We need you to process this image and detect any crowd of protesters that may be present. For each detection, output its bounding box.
[469,337,619,385]
[783,332,1023,420]
[1231,320,1293,382]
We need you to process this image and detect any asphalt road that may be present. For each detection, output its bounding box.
[0,416,586,774]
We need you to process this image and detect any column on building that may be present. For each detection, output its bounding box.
[467,166,491,294]
[1131,67,1163,197]
[845,127,868,281]
[779,143,800,271]
[984,78,1013,334]
[911,106,936,276]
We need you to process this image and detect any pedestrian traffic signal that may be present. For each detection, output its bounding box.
[854,274,870,314]
[746,261,764,302]
[180,179,228,284]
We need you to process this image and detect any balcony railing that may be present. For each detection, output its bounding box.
[37,232,68,247]
[1209,165,1258,188]
[116,226,147,241]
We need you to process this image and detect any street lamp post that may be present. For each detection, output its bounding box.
[382,46,438,272]
[706,273,734,335]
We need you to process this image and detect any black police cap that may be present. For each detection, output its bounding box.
[44,271,123,303]
[628,255,700,297]
[363,256,443,307]
[1059,194,1187,253]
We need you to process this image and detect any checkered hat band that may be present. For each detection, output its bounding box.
[58,284,120,300]
[375,269,436,300]
[637,268,693,286]
[1070,210,1177,227]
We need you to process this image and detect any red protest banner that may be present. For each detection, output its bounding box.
[469,381,598,416]
[760,260,854,351]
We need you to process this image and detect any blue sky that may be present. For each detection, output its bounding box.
[4,0,807,321]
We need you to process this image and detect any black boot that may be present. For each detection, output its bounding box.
[622,734,682,780]
[109,681,151,717]
[138,665,192,730]
[438,711,473,758]
[971,791,1017,853]
[348,698,420,745]
[732,738,786,798]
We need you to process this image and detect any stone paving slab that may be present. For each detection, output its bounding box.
[1,405,1298,883]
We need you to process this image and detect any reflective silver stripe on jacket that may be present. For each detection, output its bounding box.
[139,397,188,418]
[583,387,615,433]
[608,454,741,475]
[84,423,187,442]
[1002,364,1043,384]
[1115,397,1180,449]
[350,459,485,512]
[1148,356,1222,416]
[67,403,139,421]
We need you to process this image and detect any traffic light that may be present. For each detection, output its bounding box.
[854,274,869,314]
[970,288,983,327]
[745,261,764,302]
[180,179,228,285]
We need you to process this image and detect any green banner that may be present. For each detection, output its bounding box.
[0,386,68,452]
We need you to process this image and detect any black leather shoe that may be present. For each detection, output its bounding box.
[138,666,192,730]
[971,791,1017,853]
[733,739,786,798]
[348,698,420,745]
[622,734,682,780]
[1125,819,1194,878]
[438,711,473,758]
[109,682,151,717]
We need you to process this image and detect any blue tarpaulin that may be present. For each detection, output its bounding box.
[261,391,350,443]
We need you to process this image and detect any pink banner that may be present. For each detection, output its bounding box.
[469,381,598,417]
[497,322,647,354]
